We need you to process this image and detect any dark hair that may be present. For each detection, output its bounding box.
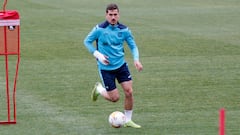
[106,3,119,13]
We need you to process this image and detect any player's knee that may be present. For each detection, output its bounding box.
[107,88,119,102]
[124,88,133,98]
[110,95,119,102]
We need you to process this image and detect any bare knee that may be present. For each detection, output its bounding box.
[107,89,120,102]
[124,88,133,98]
[121,81,133,98]
[110,95,120,102]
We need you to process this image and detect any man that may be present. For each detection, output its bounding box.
[84,3,143,128]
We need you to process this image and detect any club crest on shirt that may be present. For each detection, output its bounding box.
[104,32,108,36]
[118,32,123,37]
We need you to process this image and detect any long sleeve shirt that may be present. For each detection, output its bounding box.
[84,21,139,70]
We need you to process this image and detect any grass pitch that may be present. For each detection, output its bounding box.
[0,0,240,134]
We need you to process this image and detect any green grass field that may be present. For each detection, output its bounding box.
[1,0,240,134]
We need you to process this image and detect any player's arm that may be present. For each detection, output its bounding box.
[125,29,143,71]
[84,26,109,65]
[84,26,99,53]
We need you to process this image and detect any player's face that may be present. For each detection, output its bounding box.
[106,9,119,25]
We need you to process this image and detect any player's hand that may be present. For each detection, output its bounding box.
[93,51,109,65]
[134,60,143,72]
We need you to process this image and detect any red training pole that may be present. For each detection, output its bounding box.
[219,108,225,135]
[3,23,11,122]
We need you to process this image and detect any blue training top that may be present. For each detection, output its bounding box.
[84,21,139,70]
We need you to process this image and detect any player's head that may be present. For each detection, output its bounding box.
[105,3,120,25]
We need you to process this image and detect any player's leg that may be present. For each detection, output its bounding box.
[91,82,120,102]
[116,63,141,128]
[120,81,141,128]
[91,69,120,102]
[106,88,119,102]
[121,81,133,110]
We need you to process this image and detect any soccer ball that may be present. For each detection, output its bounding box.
[108,111,126,128]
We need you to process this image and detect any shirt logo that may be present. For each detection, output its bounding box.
[104,32,108,36]
[118,32,123,37]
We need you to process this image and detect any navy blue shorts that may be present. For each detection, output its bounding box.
[100,63,132,91]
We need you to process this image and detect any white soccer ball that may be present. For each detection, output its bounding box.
[108,111,126,128]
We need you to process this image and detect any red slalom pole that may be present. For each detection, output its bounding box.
[219,108,225,135]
